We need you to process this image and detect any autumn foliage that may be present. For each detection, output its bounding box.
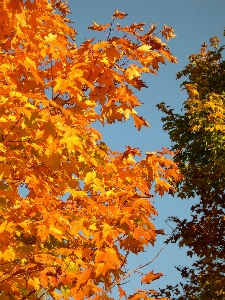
[158,34,225,299]
[0,1,180,299]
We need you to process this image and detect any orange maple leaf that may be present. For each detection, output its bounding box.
[131,113,150,131]
[118,286,126,298]
[160,48,178,63]
[87,21,110,31]
[112,9,128,19]
[141,271,163,284]
[161,24,176,41]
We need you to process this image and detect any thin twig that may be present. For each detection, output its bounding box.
[99,247,164,299]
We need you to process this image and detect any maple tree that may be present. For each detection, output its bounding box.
[0,0,180,299]
[157,32,225,299]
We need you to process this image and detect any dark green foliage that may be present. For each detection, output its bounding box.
[157,33,225,299]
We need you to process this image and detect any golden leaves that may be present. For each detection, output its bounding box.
[0,2,179,299]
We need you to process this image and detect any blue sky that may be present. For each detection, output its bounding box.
[66,1,225,297]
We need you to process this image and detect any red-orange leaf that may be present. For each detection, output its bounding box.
[112,9,128,19]
[132,113,150,130]
[141,271,163,284]
[87,21,110,31]
[118,286,126,298]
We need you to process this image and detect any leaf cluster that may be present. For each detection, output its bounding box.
[0,1,180,299]
[157,33,225,299]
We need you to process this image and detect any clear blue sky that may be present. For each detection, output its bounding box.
[66,1,225,297]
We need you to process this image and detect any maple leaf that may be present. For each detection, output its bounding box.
[87,21,110,31]
[131,112,150,130]
[122,22,145,34]
[137,44,152,52]
[0,220,7,233]
[53,1,71,17]
[185,83,199,98]
[44,33,58,43]
[118,286,127,298]
[160,48,178,63]
[125,65,141,80]
[161,24,176,41]
[112,9,128,19]
[27,277,40,290]
[141,271,163,284]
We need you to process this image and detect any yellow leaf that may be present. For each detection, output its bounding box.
[70,68,84,79]
[67,190,87,199]
[44,33,58,43]
[49,225,62,240]
[28,277,40,290]
[215,124,223,131]
[117,108,131,120]
[67,261,78,272]
[160,48,177,63]
[16,11,27,26]
[61,136,82,152]
[125,65,140,80]
[7,115,17,121]
[0,221,14,234]
[84,171,96,185]
[102,223,113,238]
[95,262,108,276]
[24,57,36,69]
[137,45,152,52]
[0,117,8,123]
[36,130,45,139]
[19,220,29,231]
[85,100,96,107]
[106,190,115,197]
[126,153,136,164]
[0,144,6,153]
[89,223,97,231]
[0,220,7,233]
[4,246,15,261]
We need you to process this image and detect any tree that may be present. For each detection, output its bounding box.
[0,1,180,299]
[157,33,225,299]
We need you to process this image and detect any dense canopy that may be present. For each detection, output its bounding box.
[158,33,225,300]
[0,1,180,299]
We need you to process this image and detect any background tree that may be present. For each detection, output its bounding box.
[0,0,180,299]
[157,32,225,299]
